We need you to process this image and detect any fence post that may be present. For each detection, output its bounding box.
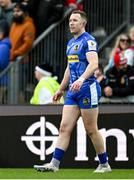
[8,62,19,104]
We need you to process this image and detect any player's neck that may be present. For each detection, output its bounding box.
[73,30,85,39]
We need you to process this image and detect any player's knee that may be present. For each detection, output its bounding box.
[85,128,98,137]
[86,129,94,137]
[59,123,71,134]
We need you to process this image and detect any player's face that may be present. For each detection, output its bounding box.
[69,13,85,35]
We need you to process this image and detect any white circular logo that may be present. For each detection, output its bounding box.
[21,116,59,160]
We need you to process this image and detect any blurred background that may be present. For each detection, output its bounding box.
[0,0,133,104]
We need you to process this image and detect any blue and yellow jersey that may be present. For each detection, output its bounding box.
[66,32,98,86]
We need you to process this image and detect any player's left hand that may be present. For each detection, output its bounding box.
[70,79,83,92]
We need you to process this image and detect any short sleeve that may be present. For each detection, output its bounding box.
[84,39,98,54]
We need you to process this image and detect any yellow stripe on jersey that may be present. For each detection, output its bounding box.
[68,55,79,63]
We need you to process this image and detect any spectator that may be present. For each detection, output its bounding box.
[9,2,35,103]
[103,51,134,99]
[0,19,11,103]
[9,2,36,61]
[104,33,133,72]
[129,25,134,50]
[128,25,134,66]
[94,64,108,102]
[30,63,64,105]
[27,0,64,36]
[0,0,16,27]
[94,63,105,83]
[64,0,83,11]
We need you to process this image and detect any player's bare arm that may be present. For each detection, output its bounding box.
[53,65,70,102]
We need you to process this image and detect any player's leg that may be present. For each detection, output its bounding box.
[55,105,80,150]
[81,107,111,173]
[34,105,80,172]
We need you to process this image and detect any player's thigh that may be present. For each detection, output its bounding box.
[81,108,99,131]
[60,105,80,132]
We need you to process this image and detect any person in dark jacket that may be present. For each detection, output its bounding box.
[0,19,11,103]
[0,0,16,27]
[27,0,64,36]
[104,51,134,97]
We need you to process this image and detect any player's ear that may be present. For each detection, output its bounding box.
[83,20,87,26]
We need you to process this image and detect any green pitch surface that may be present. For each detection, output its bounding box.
[0,168,134,179]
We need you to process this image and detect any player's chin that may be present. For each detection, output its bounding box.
[70,29,75,34]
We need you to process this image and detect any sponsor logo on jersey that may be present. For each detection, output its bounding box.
[87,40,97,51]
[68,55,79,62]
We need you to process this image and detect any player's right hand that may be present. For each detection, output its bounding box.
[53,89,63,103]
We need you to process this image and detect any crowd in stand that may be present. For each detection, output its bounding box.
[0,0,133,104]
[97,27,134,103]
[0,0,82,104]
[0,0,82,60]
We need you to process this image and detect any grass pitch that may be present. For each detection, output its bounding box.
[0,168,134,179]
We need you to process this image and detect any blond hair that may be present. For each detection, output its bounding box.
[109,33,130,58]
